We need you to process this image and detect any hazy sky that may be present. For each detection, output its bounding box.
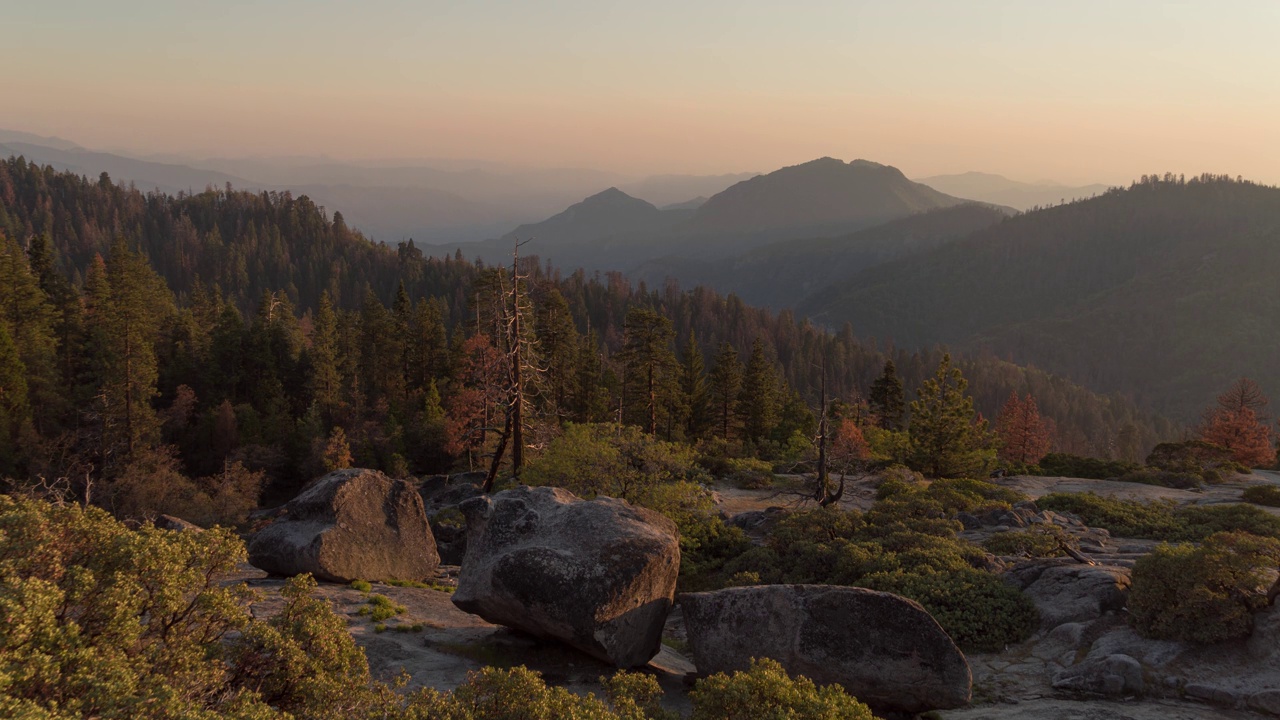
[4,0,1279,184]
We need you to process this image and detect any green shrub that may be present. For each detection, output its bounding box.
[688,658,875,720]
[983,528,1065,558]
[1037,493,1182,539]
[1037,453,1139,480]
[524,423,709,504]
[1242,485,1280,507]
[699,455,776,489]
[723,501,1035,651]
[860,568,1038,653]
[1038,493,1280,542]
[362,594,406,622]
[351,579,372,593]
[1175,503,1280,541]
[1116,468,1203,489]
[1129,532,1280,643]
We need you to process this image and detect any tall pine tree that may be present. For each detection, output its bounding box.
[908,354,996,478]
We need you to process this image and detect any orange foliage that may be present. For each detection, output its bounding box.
[1199,407,1275,468]
[995,393,1055,465]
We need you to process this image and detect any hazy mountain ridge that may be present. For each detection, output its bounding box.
[797,176,1280,420]
[686,158,965,239]
[427,157,977,272]
[634,203,1009,308]
[0,130,753,244]
[916,171,1112,211]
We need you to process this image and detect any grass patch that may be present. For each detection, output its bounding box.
[386,578,455,593]
[350,579,372,593]
[358,594,406,622]
[661,637,690,655]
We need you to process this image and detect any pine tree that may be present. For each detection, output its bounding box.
[737,338,781,445]
[535,288,580,424]
[908,353,996,478]
[92,239,174,464]
[618,307,678,435]
[680,331,711,440]
[409,297,450,393]
[308,292,342,416]
[869,360,905,430]
[0,323,29,473]
[573,329,608,423]
[995,393,1055,465]
[708,342,743,440]
[0,234,59,434]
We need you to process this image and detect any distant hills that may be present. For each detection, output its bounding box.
[437,157,978,271]
[633,203,1009,308]
[915,171,1112,211]
[687,158,965,239]
[0,129,751,244]
[797,176,1280,420]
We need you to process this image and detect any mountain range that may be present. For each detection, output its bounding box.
[437,158,982,271]
[916,171,1113,211]
[0,130,752,244]
[795,175,1280,420]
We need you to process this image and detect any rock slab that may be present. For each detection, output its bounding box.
[679,584,972,714]
[451,486,680,668]
[1006,560,1131,628]
[248,469,439,583]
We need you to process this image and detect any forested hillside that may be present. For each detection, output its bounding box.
[798,175,1280,420]
[0,157,1173,507]
[634,204,1007,309]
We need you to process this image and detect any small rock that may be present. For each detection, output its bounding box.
[154,514,202,532]
[1052,653,1144,697]
[1185,683,1241,707]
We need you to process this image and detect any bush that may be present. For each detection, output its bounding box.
[1036,453,1139,480]
[983,528,1065,558]
[1242,485,1280,507]
[860,568,1038,653]
[688,658,874,720]
[1037,492,1183,539]
[1038,492,1280,542]
[722,498,1037,651]
[1129,532,1280,643]
[1115,468,1204,489]
[524,423,708,505]
[698,455,776,489]
[1175,503,1280,541]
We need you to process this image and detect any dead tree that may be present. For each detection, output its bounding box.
[814,357,845,507]
[482,239,543,492]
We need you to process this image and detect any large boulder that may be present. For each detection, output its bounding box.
[1006,560,1131,629]
[248,469,439,583]
[679,584,972,714]
[451,486,679,668]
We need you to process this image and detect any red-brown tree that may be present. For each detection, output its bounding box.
[995,393,1055,465]
[1198,379,1275,467]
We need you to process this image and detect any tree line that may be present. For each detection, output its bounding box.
[0,157,1179,518]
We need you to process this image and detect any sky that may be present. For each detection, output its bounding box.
[3,0,1279,184]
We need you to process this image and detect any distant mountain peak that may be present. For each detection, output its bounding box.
[582,186,645,204]
[686,156,964,237]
